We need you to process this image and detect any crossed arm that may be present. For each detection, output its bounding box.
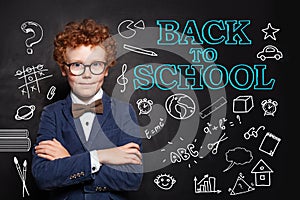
[35,138,142,165]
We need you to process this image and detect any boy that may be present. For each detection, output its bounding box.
[32,19,143,200]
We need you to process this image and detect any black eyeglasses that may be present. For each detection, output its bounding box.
[63,61,107,76]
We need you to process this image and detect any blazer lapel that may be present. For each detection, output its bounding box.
[62,94,78,134]
[95,92,112,128]
[61,92,112,151]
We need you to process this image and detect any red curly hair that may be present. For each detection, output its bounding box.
[53,19,117,70]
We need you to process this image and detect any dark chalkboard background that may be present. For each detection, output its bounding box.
[0,0,290,199]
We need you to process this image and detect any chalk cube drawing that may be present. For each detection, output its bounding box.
[233,95,254,113]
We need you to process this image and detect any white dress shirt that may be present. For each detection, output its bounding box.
[71,89,103,173]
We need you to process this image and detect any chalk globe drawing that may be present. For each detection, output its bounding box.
[165,93,195,120]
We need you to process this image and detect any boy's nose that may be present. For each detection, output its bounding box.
[82,66,92,77]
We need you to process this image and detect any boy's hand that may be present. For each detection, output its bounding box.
[97,142,142,165]
[35,138,70,160]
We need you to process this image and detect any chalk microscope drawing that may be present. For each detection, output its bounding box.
[20,21,43,55]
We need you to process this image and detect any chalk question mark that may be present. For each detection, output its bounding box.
[236,114,241,124]
[20,21,43,55]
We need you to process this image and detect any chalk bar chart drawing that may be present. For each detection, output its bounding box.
[0,129,31,152]
[194,174,221,194]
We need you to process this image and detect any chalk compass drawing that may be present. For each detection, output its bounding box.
[15,64,53,98]
[116,63,128,93]
[244,125,265,140]
[194,174,221,194]
[13,156,30,197]
[207,132,228,155]
[228,173,254,195]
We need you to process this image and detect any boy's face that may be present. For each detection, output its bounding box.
[62,45,108,102]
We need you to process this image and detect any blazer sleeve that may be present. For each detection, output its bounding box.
[31,104,95,191]
[32,101,143,192]
[87,103,143,192]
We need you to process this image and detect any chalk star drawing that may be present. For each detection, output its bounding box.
[261,23,280,41]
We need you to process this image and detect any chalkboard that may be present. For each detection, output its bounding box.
[0,0,290,199]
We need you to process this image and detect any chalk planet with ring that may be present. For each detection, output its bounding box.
[15,105,36,120]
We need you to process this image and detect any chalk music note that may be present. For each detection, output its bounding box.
[117,63,128,93]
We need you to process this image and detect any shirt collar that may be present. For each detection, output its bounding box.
[70,88,103,105]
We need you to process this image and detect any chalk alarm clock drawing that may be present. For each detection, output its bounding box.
[261,99,278,116]
[136,98,153,115]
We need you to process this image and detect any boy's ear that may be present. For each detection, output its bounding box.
[60,66,67,76]
[104,67,109,77]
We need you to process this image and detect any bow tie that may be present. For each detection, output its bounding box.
[72,99,103,118]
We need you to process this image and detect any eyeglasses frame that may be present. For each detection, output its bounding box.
[63,61,107,76]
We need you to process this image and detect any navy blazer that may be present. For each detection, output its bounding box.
[32,92,143,200]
